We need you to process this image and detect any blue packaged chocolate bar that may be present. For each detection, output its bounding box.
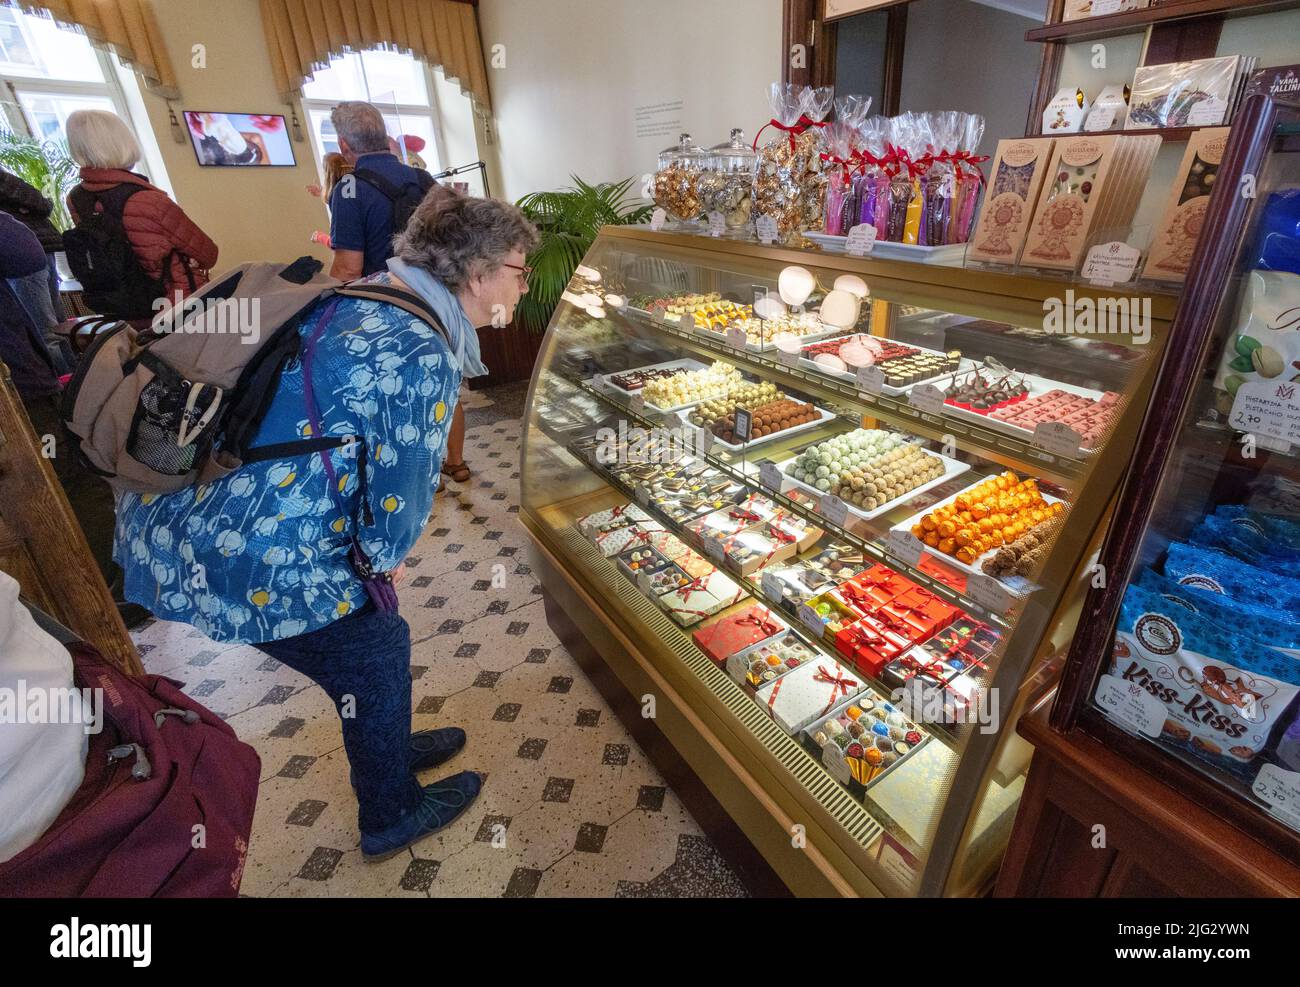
[1136,568,1300,656]
[1163,542,1300,615]
[1189,515,1297,570]
[1214,505,1300,553]
[1252,189,1300,276]
[1110,583,1300,773]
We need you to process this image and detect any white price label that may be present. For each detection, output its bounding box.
[756,215,779,244]
[821,746,853,785]
[965,572,1013,615]
[725,326,748,349]
[1229,380,1300,446]
[798,602,826,638]
[1094,673,1166,738]
[702,537,725,563]
[761,569,785,604]
[908,383,945,416]
[650,207,667,232]
[856,365,885,396]
[820,493,849,528]
[777,345,801,368]
[589,375,611,394]
[1187,97,1228,127]
[845,223,877,257]
[759,461,784,492]
[1081,241,1140,287]
[1252,763,1300,833]
[707,211,726,237]
[1033,421,1083,458]
[886,529,925,566]
[1091,0,1125,14]
[1084,106,1119,132]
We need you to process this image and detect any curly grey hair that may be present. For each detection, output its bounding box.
[330,101,389,154]
[394,187,539,290]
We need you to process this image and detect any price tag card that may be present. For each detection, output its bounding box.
[752,285,769,314]
[733,408,752,444]
[798,602,826,638]
[908,384,945,416]
[1093,673,1165,738]
[707,211,726,237]
[820,493,849,528]
[1081,241,1140,287]
[1230,380,1300,446]
[776,345,801,368]
[1032,421,1083,459]
[758,460,784,492]
[885,529,925,567]
[845,223,877,257]
[650,207,667,232]
[1186,97,1228,127]
[725,326,748,349]
[761,569,785,604]
[965,572,1013,615]
[1091,0,1125,13]
[588,375,611,395]
[1252,763,1300,833]
[856,365,885,396]
[756,215,779,244]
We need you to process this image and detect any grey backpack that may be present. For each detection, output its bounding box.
[61,256,448,494]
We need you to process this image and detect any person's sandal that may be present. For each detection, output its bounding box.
[441,460,471,483]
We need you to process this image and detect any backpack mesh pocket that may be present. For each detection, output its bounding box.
[126,376,218,476]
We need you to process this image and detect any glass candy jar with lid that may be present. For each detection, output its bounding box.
[698,128,756,237]
[653,133,704,224]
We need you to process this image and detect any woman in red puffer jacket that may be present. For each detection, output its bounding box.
[65,110,218,304]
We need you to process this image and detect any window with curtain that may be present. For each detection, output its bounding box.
[0,6,132,144]
[301,48,442,175]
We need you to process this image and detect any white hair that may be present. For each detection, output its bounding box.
[66,110,142,170]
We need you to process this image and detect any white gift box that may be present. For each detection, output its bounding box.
[592,521,667,558]
[658,569,741,626]
[578,503,651,538]
[754,657,866,735]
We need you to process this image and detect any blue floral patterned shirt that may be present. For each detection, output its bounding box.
[114,272,463,644]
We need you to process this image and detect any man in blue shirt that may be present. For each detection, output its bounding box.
[327,101,433,280]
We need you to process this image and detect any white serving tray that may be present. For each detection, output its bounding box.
[889,479,1067,583]
[677,404,837,453]
[797,337,978,397]
[603,358,709,401]
[695,320,850,353]
[776,447,971,522]
[804,232,969,266]
[936,371,1108,452]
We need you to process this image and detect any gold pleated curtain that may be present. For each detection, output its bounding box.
[260,0,492,114]
[6,0,179,97]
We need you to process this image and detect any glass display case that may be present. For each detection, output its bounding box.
[1055,96,1300,865]
[519,225,1177,896]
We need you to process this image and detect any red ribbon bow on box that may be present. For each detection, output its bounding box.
[875,611,915,638]
[837,582,875,613]
[846,624,886,650]
[736,610,782,638]
[729,509,762,524]
[812,664,859,717]
[896,653,949,686]
[769,525,797,546]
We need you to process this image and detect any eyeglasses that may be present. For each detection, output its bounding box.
[501,262,532,287]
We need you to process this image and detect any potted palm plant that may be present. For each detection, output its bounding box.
[0,129,79,230]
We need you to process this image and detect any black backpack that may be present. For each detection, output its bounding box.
[353,166,435,237]
[63,185,188,321]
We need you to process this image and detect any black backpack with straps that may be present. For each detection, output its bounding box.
[352,165,436,236]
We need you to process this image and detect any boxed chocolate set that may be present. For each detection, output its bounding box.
[658,569,744,627]
[754,656,866,734]
[1041,87,1090,135]
[693,604,787,664]
[967,137,1055,266]
[1126,56,1253,130]
[726,630,819,689]
[806,697,927,790]
[1020,133,1162,273]
[1245,63,1300,106]
[1141,128,1230,283]
[577,503,652,538]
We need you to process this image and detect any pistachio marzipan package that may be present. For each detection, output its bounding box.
[1111,583,1300,770]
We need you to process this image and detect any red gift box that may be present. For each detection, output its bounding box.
[846,564,915,608]
[834,616,910,677]
[829,579,878,619]
[882,587,960,641]
[693,605,787,663]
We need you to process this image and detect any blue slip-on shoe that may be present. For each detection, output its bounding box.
[360,770,483,861]
[350,727,467,789]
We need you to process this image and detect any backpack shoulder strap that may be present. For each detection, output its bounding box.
[351,167,403,203]
[335,283,451,347]
[72,182,146,221]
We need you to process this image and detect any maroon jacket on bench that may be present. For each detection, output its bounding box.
[67,168,219,300]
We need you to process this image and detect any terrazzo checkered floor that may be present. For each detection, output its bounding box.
[129,382,749,898]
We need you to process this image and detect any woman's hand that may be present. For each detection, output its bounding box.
[390,562,407,587]
[306,183,323,198]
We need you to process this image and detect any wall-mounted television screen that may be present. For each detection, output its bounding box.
[184,112,296,167]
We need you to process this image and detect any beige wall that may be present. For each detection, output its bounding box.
[477,0,784,202]
[130,0,332,271]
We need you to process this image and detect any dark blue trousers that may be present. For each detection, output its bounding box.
[256,605,422,833]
